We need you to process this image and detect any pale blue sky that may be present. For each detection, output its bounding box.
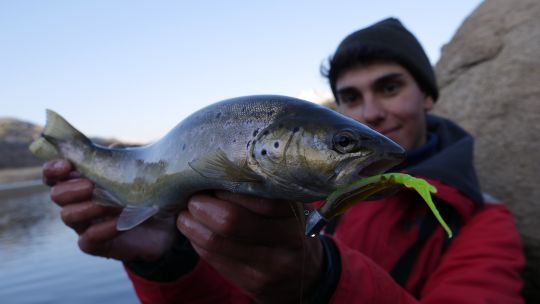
[1,1,483,142]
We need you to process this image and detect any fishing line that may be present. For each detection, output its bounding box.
[287,200,307,304]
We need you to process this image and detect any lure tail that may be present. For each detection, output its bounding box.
[306,173,453,238]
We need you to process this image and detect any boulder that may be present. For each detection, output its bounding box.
[434,0,540,301]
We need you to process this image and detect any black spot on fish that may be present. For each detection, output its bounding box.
[136,159,144,166]
[233,139,236,143]
[182,144,186,151]
[215,112,222,119]
[263,130,269,136]
[252,129,259,137]
[293,127,300,133]
[246,140,251,150]
[261,149,267,156]
[274,142,279,149]
[267,110,275,116]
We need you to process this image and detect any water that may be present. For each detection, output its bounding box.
[0,185,139,304]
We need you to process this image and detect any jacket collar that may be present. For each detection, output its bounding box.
[401,114,484,204]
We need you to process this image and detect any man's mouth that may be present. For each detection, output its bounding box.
[380,126,400,137]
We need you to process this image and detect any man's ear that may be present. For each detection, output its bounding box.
[424,95,434,112]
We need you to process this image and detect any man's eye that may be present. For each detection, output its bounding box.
[382,82,401,95]
[340,93,358,104]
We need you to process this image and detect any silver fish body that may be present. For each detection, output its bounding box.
[30,95,405,230]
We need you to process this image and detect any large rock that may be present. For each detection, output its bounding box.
[434,0,540,301]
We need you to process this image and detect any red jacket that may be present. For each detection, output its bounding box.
[126,180,524,303]
[325,178,524,303]
[126,115,525,303]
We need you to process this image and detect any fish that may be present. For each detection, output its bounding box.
[29,95,405,231]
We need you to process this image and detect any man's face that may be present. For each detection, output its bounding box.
[335,62,434,150]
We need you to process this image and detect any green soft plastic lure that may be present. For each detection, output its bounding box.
[305,173,453,238]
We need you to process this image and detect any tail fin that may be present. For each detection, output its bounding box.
[29,109,91,160]
[29,137,59,159]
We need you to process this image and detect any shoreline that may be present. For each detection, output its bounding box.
[0,179,47,198]
[0,179,44,191]
[0,166,42,183]
[0,167,46,198]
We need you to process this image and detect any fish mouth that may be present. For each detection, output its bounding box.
[334,151,406,187]
[361,155,403,176]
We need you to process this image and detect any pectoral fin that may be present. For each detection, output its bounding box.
[189,148,262,183]
[93,186,124,207]
[117,205,159,231]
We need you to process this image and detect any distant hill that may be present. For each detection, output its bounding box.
[0,118,42,143]
[0,117,129,169]
[0,118,43,169]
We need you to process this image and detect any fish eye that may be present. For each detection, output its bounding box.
[332,131,358,153]
[335,135,351,147]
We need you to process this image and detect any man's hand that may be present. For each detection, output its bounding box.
[43,159,178,262]
[177,191,323,303]
[44,159,324,302]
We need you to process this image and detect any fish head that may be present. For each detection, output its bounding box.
[250,104,406,201]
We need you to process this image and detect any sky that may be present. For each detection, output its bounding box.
[1,1,483,142]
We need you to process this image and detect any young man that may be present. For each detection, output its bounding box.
[43,18,524,303]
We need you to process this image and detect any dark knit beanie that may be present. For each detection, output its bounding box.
[325,18,438,101]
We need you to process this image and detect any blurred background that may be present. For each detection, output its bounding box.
[1,0,482,143]
[1,0,539,303]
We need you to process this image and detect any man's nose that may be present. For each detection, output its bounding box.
[362,98,385,125]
